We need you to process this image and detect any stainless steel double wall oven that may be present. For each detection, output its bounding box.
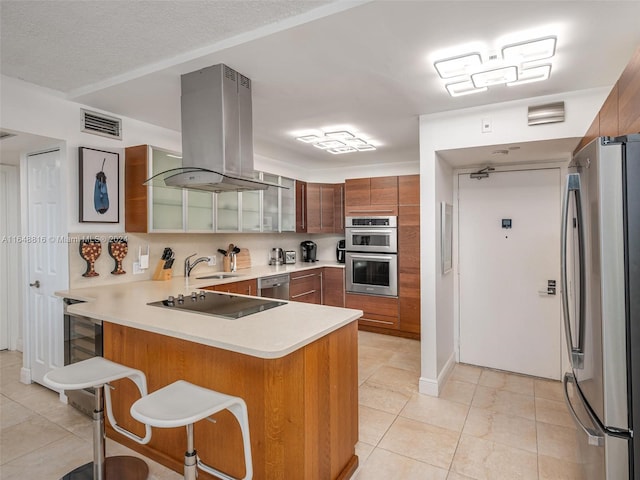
[345,216,398,297]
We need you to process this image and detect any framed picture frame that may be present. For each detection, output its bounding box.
[441,202,453,274]
[79,147,119,223]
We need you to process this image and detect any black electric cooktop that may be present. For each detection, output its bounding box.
[147,291,285,319]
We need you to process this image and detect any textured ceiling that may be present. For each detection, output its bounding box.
[2,1,640,171]
[0,0,333,92]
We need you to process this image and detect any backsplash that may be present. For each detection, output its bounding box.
[68,232,344,289]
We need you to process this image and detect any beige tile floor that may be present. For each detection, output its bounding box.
[1,332,580,479]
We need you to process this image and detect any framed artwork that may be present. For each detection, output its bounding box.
[441,202,453,274]
[79,147,119,223]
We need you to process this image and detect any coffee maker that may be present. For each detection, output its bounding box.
[300,240,317,262]
[336,240,345,263]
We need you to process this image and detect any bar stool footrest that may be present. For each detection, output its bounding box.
[60,456,148,480]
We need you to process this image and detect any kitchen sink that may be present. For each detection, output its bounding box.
[196,274,238,280]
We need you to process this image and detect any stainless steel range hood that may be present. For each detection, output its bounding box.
[151,64,278,193]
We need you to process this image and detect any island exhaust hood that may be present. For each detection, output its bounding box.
[148,64,279,193]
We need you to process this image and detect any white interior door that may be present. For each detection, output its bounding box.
[458,168,562,380]
[26,149,68,384]
[1,165,20,350]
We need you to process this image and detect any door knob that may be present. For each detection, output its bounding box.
[29,280,40,288]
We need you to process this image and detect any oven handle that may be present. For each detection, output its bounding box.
[347,229,395,234]
[349,254,394,261]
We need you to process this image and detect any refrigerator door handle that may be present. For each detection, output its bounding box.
[563,373,604,446]
[561,173,586,369]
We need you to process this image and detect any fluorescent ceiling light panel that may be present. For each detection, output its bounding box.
[314,140,346,149]
[434,53,482,79]
[507,64,551,86]
[296,134,322,143]
[446,80,487,97]
[471,66,518,87]
[324,131,355,140]
[355,145,376,151]
[327,146,358,154]
[502,36,556,63]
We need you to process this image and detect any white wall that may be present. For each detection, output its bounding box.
[1,75,183,234]
[418,86,609,395]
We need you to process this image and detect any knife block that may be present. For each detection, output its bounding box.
[152,260,172,281]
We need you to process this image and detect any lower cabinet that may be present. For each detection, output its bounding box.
[203,279,257,296]
[289,268,323,304]
[345,293,399,330]
[323,268,345,307]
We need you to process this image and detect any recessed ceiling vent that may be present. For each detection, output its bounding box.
[528,101,565,126]
[81,109,122,140]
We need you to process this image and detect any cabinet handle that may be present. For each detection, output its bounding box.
[248,286,252,295]
[291,290,316,299]
[291,272,317,280]
[361,317,395,325]
[301,184,305,229]
[348,209,395,213]
[340,187,344,230]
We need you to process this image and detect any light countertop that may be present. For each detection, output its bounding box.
[56,261,359,359]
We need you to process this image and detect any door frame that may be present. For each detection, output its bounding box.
[0,164,20,351]
[453,161,572,376]
[19,144,69,384]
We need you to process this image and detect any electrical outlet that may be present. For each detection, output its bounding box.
[132,261,145,275]
[207,255,216,266]
[482,118,492,133]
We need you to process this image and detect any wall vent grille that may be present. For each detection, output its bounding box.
[81,109,122,139]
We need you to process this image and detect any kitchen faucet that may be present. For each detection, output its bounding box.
[184,253,210,277]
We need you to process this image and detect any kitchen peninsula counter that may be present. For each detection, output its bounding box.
[57,260,356,359]
[56,266,361,480]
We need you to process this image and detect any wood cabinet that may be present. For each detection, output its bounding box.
[203,279,258,296]
[125,145,215,233]
[323,268,345,308]
[575,46,640,152]
[290,268,323,304]
[104,321,359,480]
[398,174,420,336]
[296,182,344,234]
[345,176,398,215]
[345,293,399,329]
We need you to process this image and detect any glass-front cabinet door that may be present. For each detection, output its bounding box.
[281,177,296,232]
[186,190,214,231]
[150,147,184,231]
[216,191,240,231]
[242,189,261,232]
[262,173,280,232]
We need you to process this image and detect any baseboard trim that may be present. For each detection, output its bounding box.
[418,352,457,397]
[20,367,31,384]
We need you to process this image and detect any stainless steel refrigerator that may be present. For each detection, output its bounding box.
[561,134,639,479]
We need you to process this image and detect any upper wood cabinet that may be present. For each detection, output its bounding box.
[125,145,213,233]
[398,174,420,206]
[296,182,344,234]
[575,46,640,152]
[345,176,398,215]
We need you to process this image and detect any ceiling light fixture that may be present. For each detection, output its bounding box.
[433,34,557,97]
[445,80,487,97]
[471,66,518,88]
[293,128,377,154]
[434,53,482,79]
[502,37,556,63]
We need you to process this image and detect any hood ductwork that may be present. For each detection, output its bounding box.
[150,64,278,193]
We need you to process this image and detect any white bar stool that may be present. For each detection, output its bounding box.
[44,357,152,480]
[130,380,253,480]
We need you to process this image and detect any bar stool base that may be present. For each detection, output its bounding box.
[61,456,149,480]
